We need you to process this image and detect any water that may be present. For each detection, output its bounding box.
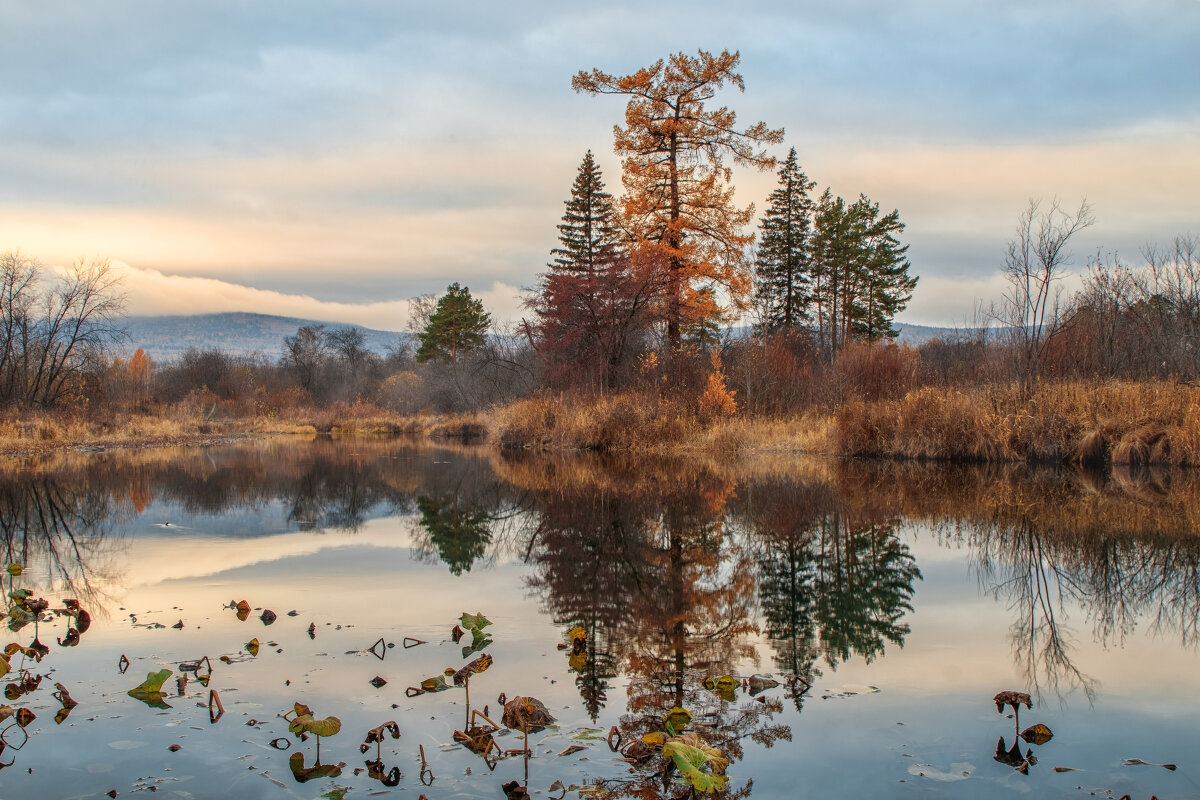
[0,438,1196,799]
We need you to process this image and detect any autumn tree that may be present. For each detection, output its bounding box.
[573,49,784,349]
[530,152,661,389]
[754,148,817,331]
[416,283,491,364]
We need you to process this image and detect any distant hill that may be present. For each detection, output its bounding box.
[119,313,406,362]
[116,313,972,363]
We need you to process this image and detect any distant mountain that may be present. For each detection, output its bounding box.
[119,313,406,362]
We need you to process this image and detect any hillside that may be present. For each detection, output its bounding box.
[119,313,405,362]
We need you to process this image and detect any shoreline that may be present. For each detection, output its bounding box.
[1,378,1197,468]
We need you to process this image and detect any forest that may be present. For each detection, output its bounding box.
[1,50,1198,466]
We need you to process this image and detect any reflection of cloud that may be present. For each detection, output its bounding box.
[121,524,422,589]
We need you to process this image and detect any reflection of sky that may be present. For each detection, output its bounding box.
[6,493,1199,798]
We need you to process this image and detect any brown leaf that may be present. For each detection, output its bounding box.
[558,744,587,757]
[1019,723,1053,746]
[501,696,555,732]
[993,690,1032,714]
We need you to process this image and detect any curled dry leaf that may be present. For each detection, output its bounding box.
[260,609,277,626]
[501,696,555,732]
[993,690,1032,714]
[453,653,493,686]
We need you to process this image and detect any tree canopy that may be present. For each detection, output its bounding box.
[573,49,783,349]
[416,283,491,364]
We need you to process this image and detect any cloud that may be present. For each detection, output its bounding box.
[111,260,526,331]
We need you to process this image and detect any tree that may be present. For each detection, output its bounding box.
[283,324,328,394]
[416,283,491,363]
[809,192,916,360]
[0,253,126,408]
[530,152,661,389]
[990,198,1094,388]
[549,150,624,277]
[754,148,816,331]
[573,49,784,349]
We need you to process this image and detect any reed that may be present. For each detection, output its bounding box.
[834,379,1200,465]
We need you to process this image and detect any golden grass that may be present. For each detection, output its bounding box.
[834,379,1200,466]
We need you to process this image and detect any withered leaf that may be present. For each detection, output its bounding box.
[993,690,1032,714]
[1019,723,1053,746]
[501,696,555,732]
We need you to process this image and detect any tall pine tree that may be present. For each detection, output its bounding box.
[531,152,660,389]
[810,191,916,359]
[754,148,816,331]
[549,150,623,276]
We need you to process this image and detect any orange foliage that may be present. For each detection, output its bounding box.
[574,49,784,346]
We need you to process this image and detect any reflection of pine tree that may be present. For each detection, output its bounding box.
[758,532,819,710]
[814,515,922,666]
[416,494,492,576]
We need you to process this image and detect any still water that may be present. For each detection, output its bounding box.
[0,437,1196,799]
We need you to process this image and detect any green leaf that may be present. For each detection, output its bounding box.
[663,736,729,793]
[663,706,691,737]
[462,628,493,657]
[460,612,492,632]
[130,669,172,695]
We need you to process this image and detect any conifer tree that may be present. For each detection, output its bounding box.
[416,283,491,363]
[530,153,660,389]
[549,150,623,277]
[809,192,916,358]
[754,148,816,331]
[574,49,784,348]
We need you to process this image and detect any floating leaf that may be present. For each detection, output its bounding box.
[5,564,20,576]
[663,707,691,737]
[15,707,35,727]
[128,669,173,709]
[501,695,555,732]
[420,675,449,693]
[460,612,492,632]
[260,609,277,626]
[369,676,387,688]
[129,669,172,695]
[558,744,587,757]
[663,735,728,793]
[246,638,260,657]
[747,675,780,695]
[1019,723,1053,746]
[454,653,493,686]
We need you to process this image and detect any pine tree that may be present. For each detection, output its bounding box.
[809,191,916,359]
[549,150,622,277]
[416,283,491,363]
[850,196,917,344]
[754,148,816,331]
[530,153,660,389]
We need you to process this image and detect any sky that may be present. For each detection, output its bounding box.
[1,1,1197,332]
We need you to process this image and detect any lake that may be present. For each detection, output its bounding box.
[0,437,1196,799]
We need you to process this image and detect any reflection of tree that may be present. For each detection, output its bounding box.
[0,478,123,608]
[749,481,920,711]
[812,515,921,668]
[416,494,492,576]
[522,466,789,798]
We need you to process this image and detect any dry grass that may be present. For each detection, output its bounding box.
[834,379,1200,465]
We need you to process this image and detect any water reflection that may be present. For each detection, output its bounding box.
[0,442,1197,796]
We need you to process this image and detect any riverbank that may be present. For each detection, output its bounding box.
[1,379,1197,467]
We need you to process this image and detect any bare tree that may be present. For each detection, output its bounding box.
[0,253,126,408]
[282,325,328,395]
[991,198,1094,390]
